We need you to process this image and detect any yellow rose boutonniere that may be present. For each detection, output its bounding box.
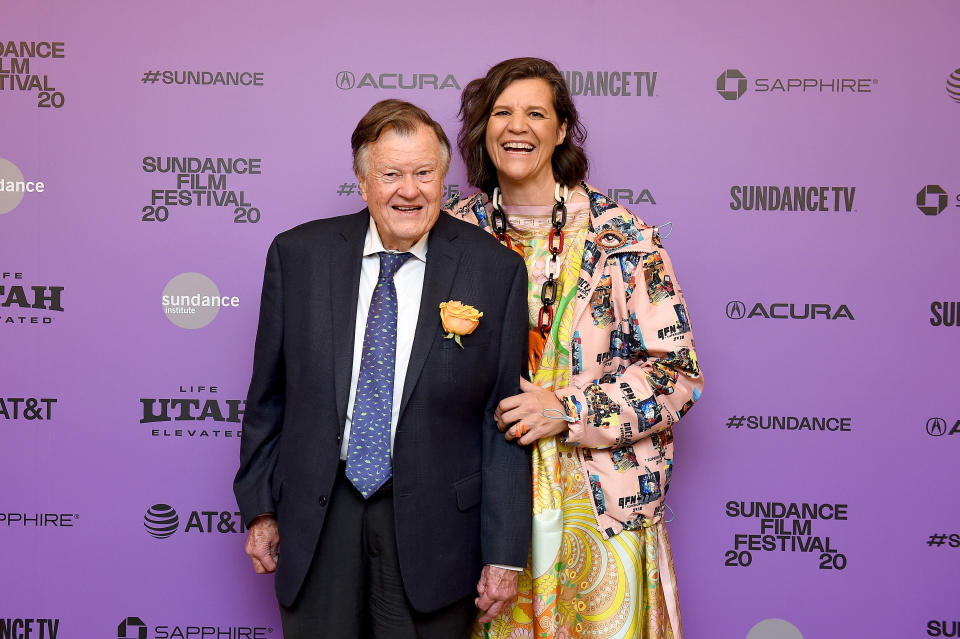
[439,301,483,348]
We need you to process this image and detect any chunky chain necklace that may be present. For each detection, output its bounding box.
[490,183,569,337]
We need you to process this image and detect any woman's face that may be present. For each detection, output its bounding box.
[484,78,567,190]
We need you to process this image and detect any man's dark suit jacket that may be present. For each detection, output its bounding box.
[234,209,532,612]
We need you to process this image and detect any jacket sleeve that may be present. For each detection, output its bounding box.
[481,256,532,567]
[556,243,703,449]
[233,238,286,525]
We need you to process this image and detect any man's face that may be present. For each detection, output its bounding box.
[357,124,445,251]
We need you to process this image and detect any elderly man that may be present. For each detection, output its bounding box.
[234,100,531,638]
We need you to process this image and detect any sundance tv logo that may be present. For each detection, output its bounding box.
[726,300,854,321]
[161,272,239,329]
[335,70,460,91]
[716,68,876,99]
[917,184,959,216]
[0,618,61,638]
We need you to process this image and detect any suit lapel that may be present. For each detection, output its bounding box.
[331,209,369,429]
[398,214,461,418]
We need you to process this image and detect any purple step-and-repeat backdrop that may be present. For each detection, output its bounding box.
[2,1,959,638]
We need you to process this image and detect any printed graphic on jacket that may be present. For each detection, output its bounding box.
[590,275,614,327]
[643,251,675,304]
[657,303,692,341]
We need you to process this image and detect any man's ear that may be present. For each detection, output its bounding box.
[356,174,368,202]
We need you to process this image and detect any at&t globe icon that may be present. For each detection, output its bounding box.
[144,503,179,539]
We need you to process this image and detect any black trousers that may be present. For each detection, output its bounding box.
[280,466,476,639]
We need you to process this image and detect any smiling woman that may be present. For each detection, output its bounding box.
[446,57,703,639]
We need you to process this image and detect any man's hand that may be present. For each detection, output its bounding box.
[245,514,279,574]
[474,564,519,623]
[496,378,569,445]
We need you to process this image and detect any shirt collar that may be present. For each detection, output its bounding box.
[363,217,429,262]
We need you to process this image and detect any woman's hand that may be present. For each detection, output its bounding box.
[496,378,570,445]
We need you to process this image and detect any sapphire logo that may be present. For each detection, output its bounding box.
[336,71,355,90]
[717,69,747,100]
[917,185,949,216]
[726,300,746,319]
[144,504,179,539]
[947,68,960,104]
[118,617,147,639]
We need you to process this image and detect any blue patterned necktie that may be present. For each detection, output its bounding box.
[346,251,413,498]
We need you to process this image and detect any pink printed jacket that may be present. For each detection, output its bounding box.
[447,184,703,538]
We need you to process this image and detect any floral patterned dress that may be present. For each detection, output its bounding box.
[473,200,681,639]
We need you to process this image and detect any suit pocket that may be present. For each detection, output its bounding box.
[453,471,482,511]
[439,328,492,350]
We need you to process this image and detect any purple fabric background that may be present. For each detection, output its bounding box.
[2,1,958,637]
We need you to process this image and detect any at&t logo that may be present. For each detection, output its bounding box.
[144,504,178,539]
[947,68,960,104]
[917,184,958,216]
[926,417,960,437]
[143,503,245,538]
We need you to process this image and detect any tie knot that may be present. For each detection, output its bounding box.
[377,251,412,280]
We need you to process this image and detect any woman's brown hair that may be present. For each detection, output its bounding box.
[458,57,588,195]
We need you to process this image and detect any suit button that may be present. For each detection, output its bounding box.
[318,495,328,506]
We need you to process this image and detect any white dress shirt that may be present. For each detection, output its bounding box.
[339,218,428,460]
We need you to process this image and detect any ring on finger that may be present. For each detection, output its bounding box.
[515,423,528,438]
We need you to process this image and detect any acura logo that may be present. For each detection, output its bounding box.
[726,300,746,319]
[336,71,356,90]
[927,417,947,437]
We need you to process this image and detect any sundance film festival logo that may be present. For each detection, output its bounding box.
[0,618,61,638]
[117,616,272,639]
[725,500,849,570]
[0,158,46,216]
[726,300,854,321]
[947,68,960,104]
[560,70,658,97]
[161,273,239,329]
[917,184,959,216]
[141,156,262,224]
[716,67,877,99]
[335,70,460,91]
[926,417,960,437]
[140,384,244,440]
[143,503,245,538]
[0,39,66,108]
[1,271,64,326]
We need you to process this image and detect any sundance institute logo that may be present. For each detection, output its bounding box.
[717,69,747,100]
[118,617,147,639]
[144,504,179,539]
[917,185,949,216]
[161,272,239,329]
[0,157,46,215]
[947,68,960,104]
